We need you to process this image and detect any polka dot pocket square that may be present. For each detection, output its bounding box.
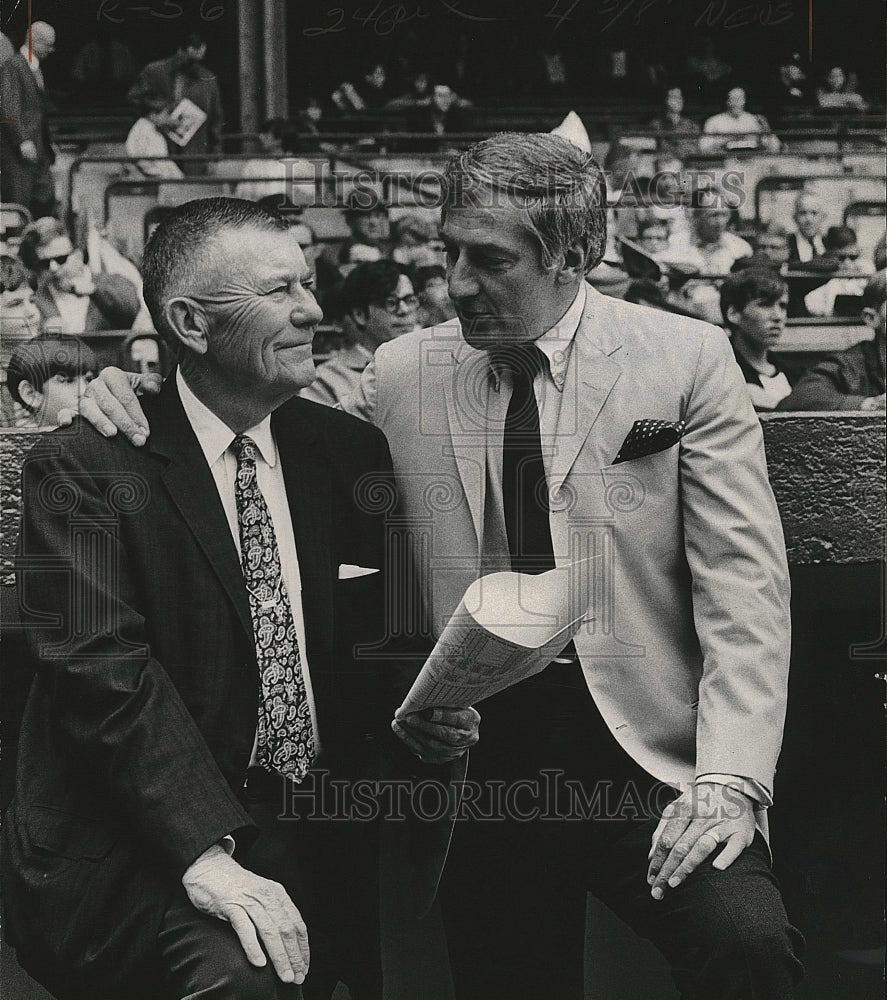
[612,419,686,465]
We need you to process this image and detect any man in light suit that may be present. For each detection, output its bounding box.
[77,135,804,998]
[2,198,472,1000]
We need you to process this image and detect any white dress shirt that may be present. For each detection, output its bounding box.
[177,369,321,754]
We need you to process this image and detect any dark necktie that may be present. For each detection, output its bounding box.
[232,434,314,782]
[500,343,555,575]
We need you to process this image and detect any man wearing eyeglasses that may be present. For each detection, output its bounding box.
[301,260,420,408]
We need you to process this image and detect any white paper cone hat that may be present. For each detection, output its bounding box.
[550,110,592,153]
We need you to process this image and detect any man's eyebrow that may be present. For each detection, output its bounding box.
[439,232,518,257]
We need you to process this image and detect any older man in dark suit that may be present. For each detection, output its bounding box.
[0,21,56,215]
[1,198,474,1000]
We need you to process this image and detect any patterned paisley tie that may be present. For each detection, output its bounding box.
[232,434,314,782]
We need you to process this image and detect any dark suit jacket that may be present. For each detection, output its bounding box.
[1,376,429,996]
[0,53,53,203]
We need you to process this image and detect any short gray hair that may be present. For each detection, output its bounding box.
[442,132,608,273]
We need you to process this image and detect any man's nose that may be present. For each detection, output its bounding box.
[48,259,61,273]
[447,256,478,300]
[292,293,324,327]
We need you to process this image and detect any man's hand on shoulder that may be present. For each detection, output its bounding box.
[392,706,480,764]
[182,843,309,985]
[647,782,756,900]
[58,367,161,444]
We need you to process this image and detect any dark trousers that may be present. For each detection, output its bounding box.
[154,767,383,1000]
[439,663,805,1000]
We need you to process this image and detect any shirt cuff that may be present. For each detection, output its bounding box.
[696,774,772,808]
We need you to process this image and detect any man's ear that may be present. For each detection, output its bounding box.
[165,296,210,355]
[726,304,742,329]
[17,379,44,413]
[861,306,877,329]
[350,306,368,330]
[556,244,587,284]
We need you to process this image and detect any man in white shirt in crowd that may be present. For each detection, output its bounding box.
[788,192,827,263]
[700,86,780,153]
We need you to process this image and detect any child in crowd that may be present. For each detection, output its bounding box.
[5,335,96,428]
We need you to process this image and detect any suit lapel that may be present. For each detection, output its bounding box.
[550,290,623,495]
[149,377,253,642]
[443,341,506,550]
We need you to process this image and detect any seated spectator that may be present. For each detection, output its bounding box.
[0,254,41,345]
[752,221,791,269]
[816,66,868,112]
[720,268,794,411]
[386,71,432,108]
[5,334,95,428]
[770,52,809,114]
[779,271,886,411]
[125,90,184,180]
[330,191,391,277]
[19,218,142,333]
[300,260,419,407]
[804,226,867,316]
[391,214,438,268]
[788,191,827,262]
[405,82,470,149]
[119,331,164,376]
[672,187,752,275]
[414,263,455,326]
[634,216,672,258]
[648,87,700,158]
[235,119,316,205]
[700,87,780,152]
[331,60,391,112]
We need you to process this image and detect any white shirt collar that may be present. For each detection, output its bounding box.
[534,282,587,392]
[19,45,39,72]
[176,368,277,469]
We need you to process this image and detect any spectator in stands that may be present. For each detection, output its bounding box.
[779,270,886,411]
[752,221,791,269]
[301,260,419,407]
[414,263,456,326]
[648,87,700,158]
[391,213,438,268]
[804,226,868,316]
[19,218,141,334]
[720,268,794,411]
[331,60,391,112]
[120,331,164,377]
[0,255,41,344]
[678,188,752,275]
[634,217,672,259]
[768,52,809,116]
[386,70,432,108]
[0,21,57,217]
[129,32,222,176]
[700,87,780,152]
[5,334,95,427]
[816,66,868,112]
[125,90,185,180]
[336,190,391,271]
[788,191,827,262]
[406,82,471,148]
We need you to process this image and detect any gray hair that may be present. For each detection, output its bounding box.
[142,197,287,350]
[442,132,608,273]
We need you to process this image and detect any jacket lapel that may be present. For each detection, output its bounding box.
[443,340,506,550]
[550,290,623,495]
[149,376,253,642]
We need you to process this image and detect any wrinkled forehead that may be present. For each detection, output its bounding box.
[211,225,306,274]
[440,197,539,253]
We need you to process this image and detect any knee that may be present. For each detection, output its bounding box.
[701,917,804,994]
[214,954,292,1000]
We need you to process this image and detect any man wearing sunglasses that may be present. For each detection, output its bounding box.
[301,260,420,408]
[18,217,142,334]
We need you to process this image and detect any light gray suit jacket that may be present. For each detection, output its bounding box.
[343,284,790,821]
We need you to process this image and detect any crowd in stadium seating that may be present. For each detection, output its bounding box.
[1,25,884,426]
